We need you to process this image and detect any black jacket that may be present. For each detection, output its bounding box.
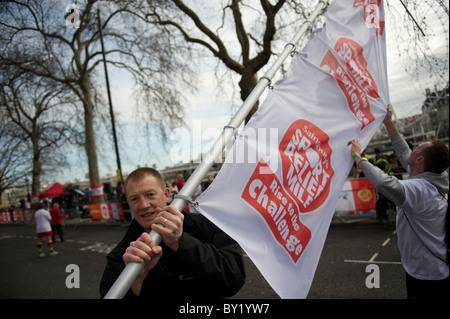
[99,212,246,299]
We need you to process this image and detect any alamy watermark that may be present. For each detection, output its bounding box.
[65,264,80,289]
[169,120,280,172]
[65,4,80,28]
[365,264,380,289]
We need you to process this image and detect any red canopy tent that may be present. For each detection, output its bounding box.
[39,182,68,199]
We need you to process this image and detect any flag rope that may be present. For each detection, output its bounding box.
[103,0,328,299]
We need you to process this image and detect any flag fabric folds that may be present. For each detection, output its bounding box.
[196,0,389,298]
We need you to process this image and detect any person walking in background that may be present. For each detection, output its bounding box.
[176,174,190,213]
[50,203,64,242]
[169,181,178,203]
[176,174,185,190]
[348,105,449,299]
[372,148,392,223]
[204,174,214,190]
[34,203,58,257]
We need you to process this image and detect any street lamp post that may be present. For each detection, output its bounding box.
[25,177,30,203]
[97,8,124,200]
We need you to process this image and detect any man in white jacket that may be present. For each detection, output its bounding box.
[348,105,449,299]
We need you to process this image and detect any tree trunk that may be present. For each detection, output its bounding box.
[31,137,41,207]
[239,70,259,124]
[80,76,104,204]
[31,158,41,198]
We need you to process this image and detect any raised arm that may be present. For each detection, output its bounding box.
[383,104,399,137]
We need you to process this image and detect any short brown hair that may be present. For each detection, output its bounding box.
[124,167,167,194]
[422,140,449,174]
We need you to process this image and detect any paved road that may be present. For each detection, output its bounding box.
[0,217,405,299]
[308,221,404,299]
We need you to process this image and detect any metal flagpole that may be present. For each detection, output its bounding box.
[103,0,328,299]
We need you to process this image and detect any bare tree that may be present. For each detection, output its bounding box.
[0,0,191,202]
[0,68,75,199]
[123,0,329,123]
[0,108,29,205]
[122,0,449,123]
[386,0,449,91]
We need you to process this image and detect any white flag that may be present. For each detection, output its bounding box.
[196,0,389,298]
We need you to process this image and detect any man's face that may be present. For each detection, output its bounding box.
[126,175,170,232]
[408,142,431,169]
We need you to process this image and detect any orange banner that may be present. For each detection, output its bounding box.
[88,203,125,220]
[0,210,34,222]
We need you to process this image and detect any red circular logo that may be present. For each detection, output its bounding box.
[279,120,334,213]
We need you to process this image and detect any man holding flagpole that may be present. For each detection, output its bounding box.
[99,167,245,299]
[348,105,449,299]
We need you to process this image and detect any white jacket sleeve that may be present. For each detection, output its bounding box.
[390,133,411,173]
[360,160,406,206]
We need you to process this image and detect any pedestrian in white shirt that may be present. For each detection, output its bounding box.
[34,203,58,257]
